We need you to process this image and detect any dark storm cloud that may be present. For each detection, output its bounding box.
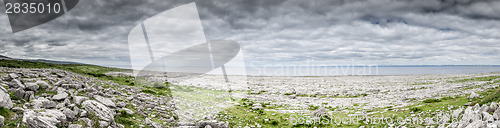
[0,0,499,67]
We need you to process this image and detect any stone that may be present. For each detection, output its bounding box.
[468,92,480,99]
[78,118,92,127]
[73,96,89,105]
[0,115,4,127]
[22,109,66,128]
[62,107,77,121]
[452,107,464,118]
[482,112,493,121]
[122,108,134,115]
[8,73,19,79]
[312,107,327,117]
[0,86,13,109]
[31,97,56,109]
[99,121,109,128]
[24,91,34,101]
[465,120,486,128]
[152,122,165,128]
[52,92,68,101]
[68,124,83,128]
[25,82,39,91]
[145,118,153,124]
[94,95,116,108]
[80,110,87,117]
[36,80,50,89]
[14,88,25,100]
[82,100,115,122]
[252,103,264,110]
[9,79,24,89]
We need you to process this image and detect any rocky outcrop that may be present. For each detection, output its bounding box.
[0,86,13,109]
[52,92,68,101]
[82,100,115,122]
[93,95,116,108]
[22,109,66,128]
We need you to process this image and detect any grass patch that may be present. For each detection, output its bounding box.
[475,86,500,105]
[422,99,441,103]
[450,75,500,83]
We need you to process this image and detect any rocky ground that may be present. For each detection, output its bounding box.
[0,67,213,128]
[1,66,500,128]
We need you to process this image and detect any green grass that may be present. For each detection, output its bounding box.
[422,99,441,103]
[450,75,500,83]
[475,86,500,105]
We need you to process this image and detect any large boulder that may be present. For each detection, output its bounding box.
[62,107,77,121]
[25,83,39,91]
[82,100,115,122]
[0,86,13,109]
[9,79,25,89]
[93,95,116,108]
[73,96,89,105]
[52,92,68,101]
[14,88,25,100]
[22,109,66,128]
[35,80,50,89]
[31,97,57,109]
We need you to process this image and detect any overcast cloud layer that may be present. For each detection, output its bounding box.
[0,0,499,68]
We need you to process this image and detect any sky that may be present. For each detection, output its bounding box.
[0,0,499,68]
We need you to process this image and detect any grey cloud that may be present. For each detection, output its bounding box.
[0,0,499,68]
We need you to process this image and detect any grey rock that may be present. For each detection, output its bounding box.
[9,79,24,89]
[24,91,34,101]
[312,107,326,117]
[94,95,116,108]
[31,97,56,109]
[152,122,165,128]
[25,83,39,91]
[22,109,66,128]
[482,111,493,122]
[68,124,83,128]
[62,107,77,121]
[494,108,500,120]
[0,86,13,109]
[0,115,4,127]
[35,80,50,89]
[80,110,87,117]
[8,73,19,79]
[14,88,25,100]
[452,107,464,118]
[465,120,486,128]
[52,92,68,101]
[73,96,89,105]
[145,118,153,124]
[121,108,134,115]
[99,121,109,128]
[469,92,480,99]
[82,100,115,122]
[251,103,264,110]
[12,107,24,112]
[78,118,92,127]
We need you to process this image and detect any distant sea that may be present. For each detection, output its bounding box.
[227,65,500,76]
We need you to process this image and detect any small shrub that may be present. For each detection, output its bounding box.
[423,99,441,103]
[410,107,422,112]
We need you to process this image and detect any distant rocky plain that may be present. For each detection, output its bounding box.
[1,65,500,128]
